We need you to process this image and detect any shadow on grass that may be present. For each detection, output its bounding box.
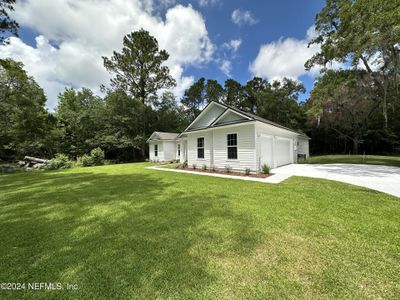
[0,169,263,299]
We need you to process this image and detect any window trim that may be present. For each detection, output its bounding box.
[154,144,158,157]
[227,133,238,160]
[197,137,205,159]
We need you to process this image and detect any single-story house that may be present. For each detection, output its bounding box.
[147,101,310,172]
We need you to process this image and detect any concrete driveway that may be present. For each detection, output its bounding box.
[271,163,400,197]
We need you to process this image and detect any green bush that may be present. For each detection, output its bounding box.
[80,154,94,167]
[47,154,73,170]
[90,147,105,166]
[79,148,105,167]
[261,164,270,174]
[245,167,251,175]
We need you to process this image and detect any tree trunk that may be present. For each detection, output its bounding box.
[353,139,359,155]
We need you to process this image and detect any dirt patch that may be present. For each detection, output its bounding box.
[176,166,271,178]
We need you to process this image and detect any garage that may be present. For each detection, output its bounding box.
[275,138,292,167]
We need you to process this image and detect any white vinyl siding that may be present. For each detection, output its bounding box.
[298,137,310,158]
[255,122,297,169]
[187,131,213,167]
[149,141,163,161]
[188,104,225,130]
[213,123,256,171]
[149,141,176,161]
[214,111,247,125]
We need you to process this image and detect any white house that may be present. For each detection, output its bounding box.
[147,101,310,172]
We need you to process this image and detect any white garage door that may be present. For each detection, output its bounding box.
[275,138,292,167]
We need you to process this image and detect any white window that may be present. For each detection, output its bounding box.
[197,137,204,159]
[227,133,237,159]
[154,144,158,157]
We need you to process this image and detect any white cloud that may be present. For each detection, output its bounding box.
[219,60,232,77]
[0,0,214,109]
[222,39,242,54]
[198,0,220,7]
[231,9,258,26]
[249,25,341,82]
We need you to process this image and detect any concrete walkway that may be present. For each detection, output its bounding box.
[272,163,400,197]
[146,166,291,184]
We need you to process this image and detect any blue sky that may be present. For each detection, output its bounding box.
[0,0,326,109]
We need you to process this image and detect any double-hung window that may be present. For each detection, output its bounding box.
[197,137,204,159]
[154,144,158,157]
[227,134,237,159]
[178,144,181,156]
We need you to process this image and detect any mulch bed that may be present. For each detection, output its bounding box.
[176,166,271,178]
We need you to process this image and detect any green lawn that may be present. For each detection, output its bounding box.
[0,163,399,299]
[302,154,400,167]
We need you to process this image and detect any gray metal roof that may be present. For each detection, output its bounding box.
[185,101,310,139]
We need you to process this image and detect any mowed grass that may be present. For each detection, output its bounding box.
[0,163,399,299]
[303,154,400,167]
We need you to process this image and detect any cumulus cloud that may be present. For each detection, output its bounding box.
[222,39,242,54]
[219,60,232,77]
[249,25,341,82]
[231,9,258,26]
[0,0,214,109]
[197,0,220,7]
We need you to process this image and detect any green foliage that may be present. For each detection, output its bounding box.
[79,148,105,167]
[103,29,176,105]
[90,148,105,166]
[79,154,94,167]
[0,59,55,160]
[245,167,251,175]
[261,164,270,174]
[224,79,245,108]
[181,77,205,122]
[255,78,306,131]
[0,0,18,45]
[306,0,400,128]
[56,88,106,158]
[205,79,225,104]
[46,154,72,170]
[1,163,400,299]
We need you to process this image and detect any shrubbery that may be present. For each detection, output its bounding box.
[79,148,105,167]
[90,147,105,165]
[46,154,73,170]
[261,164,270,174]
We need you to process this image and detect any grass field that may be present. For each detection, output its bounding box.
[0,163,399,299]
[302,155,400,167]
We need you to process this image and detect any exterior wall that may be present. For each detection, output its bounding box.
[298,137,310,158]
[255,122,298,170]
[163,141,177,161]
[178,139,188,163]
[187,131,213,167]
[149,141,163,161]
[215,111,247,124]
[148,141,176,161]
[213,123,257,171]
[189,105,225,130]
[187,123,257,171]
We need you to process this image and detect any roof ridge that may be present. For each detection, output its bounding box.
[208,101,309,138]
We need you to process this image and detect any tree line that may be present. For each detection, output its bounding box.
[0,0,399,162]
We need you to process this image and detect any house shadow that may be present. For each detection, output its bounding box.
[0,169,264,298]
